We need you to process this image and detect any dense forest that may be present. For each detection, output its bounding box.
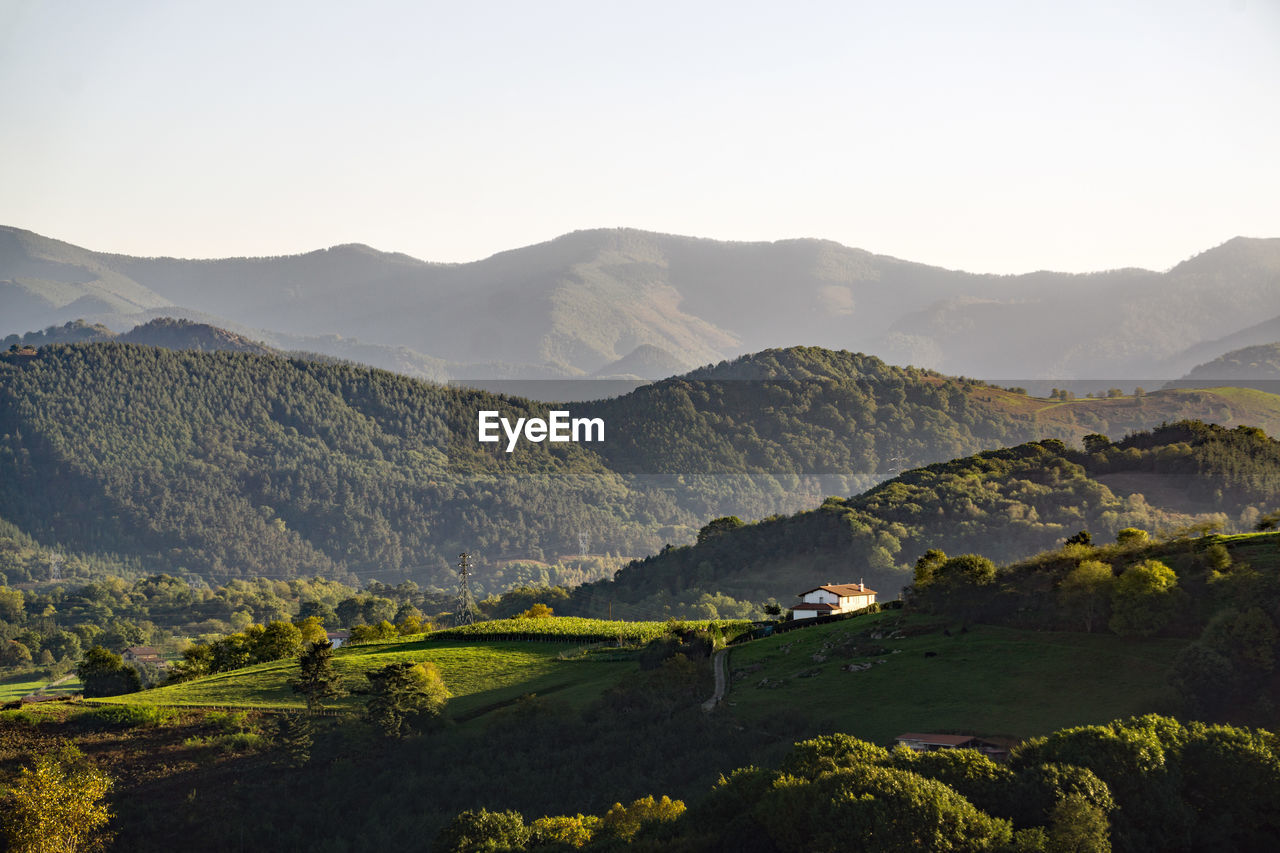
[5,342,1280,595]
[0,342,680,588]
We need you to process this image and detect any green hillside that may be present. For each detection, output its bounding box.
[569,421,1280,617]
[93,609,1186,747]
[723,611,1183,745]
[103,616,746,716]
[4,342,1280,592]
[98,636,628,718]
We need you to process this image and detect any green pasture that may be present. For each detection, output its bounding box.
[724,612,1186,746]
[94,638,634,719]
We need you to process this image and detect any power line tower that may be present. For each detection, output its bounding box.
[577,527,590,557]
[49,553,64,582]
[453,551,478,627]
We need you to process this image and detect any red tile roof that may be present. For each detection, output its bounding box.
[797,583,877,597]
[793,602,838,611]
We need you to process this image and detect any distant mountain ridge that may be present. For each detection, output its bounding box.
[4,317,276,355]
[4,226,1279,380]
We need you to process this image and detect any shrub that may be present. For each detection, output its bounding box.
[91,704,175,728]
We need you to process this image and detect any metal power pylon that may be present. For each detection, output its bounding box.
[453,551,478,626]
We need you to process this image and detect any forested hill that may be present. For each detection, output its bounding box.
[3,342,1280,591]
[3,317,276,355]
[565,421,1280,617]
[577,346,1280,496]
[0,342,676,588]
[1175,342,1280,383]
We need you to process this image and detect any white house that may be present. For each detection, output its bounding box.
[792,582,876,620]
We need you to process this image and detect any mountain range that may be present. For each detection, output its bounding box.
[4,225,1279,382]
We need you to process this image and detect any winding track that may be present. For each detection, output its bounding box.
[701,649,729,712]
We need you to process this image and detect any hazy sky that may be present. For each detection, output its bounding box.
[2,0,1277,273]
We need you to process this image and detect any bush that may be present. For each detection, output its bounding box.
[433,808,529,853]
[91,704,175,728]
[1115,528,1149,545]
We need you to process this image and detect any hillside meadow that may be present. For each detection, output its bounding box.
[96,637,627,719]
[721,611,1185,745]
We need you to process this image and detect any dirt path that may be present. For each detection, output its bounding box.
[701,649,729,712]
[26,673,74,697]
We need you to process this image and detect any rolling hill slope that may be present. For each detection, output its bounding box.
[564,421,1280,616]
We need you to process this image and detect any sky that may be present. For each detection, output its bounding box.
[1,0,1277,274]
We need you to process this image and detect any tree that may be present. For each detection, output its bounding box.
[2,745,113,853]
[295,615,327,646]
[364,660,449,736]
[529,814,599,848]
[76,646,141,697]
[275,712,314,768]
[1108,560,1182,637]
[697,516,745,545]
[757,764,1013,852]
[1083,434,1111,453]
[1064,530,1092,547]
[349,620,397,642]
[600,795,686,842]
[0,639,33,668]
[1046,794,1111,853]
[936,554,997,587]
[43,629,82,664]
[0,586,24,622]
[912,549,948,587]
[519,603,553,619]
[288,640,345,713]
[1255,510,1280,531]
[296,600,338,625]
[1115,528,1148,546]
[432,808,529,853]
[1058,560,1114,633]
[1177,723,1280,850]
[781,733,890,779]
[252,620,303,661]
[1010,762,1116,829]
[1169,644,1237,717]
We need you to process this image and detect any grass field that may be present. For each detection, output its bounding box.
[0,672,82,702]
[1213,531,1280,572]
[0,673,52,702]
[95,638,634,719]
[723,611,1186,746]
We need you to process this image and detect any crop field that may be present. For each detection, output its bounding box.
[723,611,1187,746]
[94,637,634,719]
[432,616,753,644]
